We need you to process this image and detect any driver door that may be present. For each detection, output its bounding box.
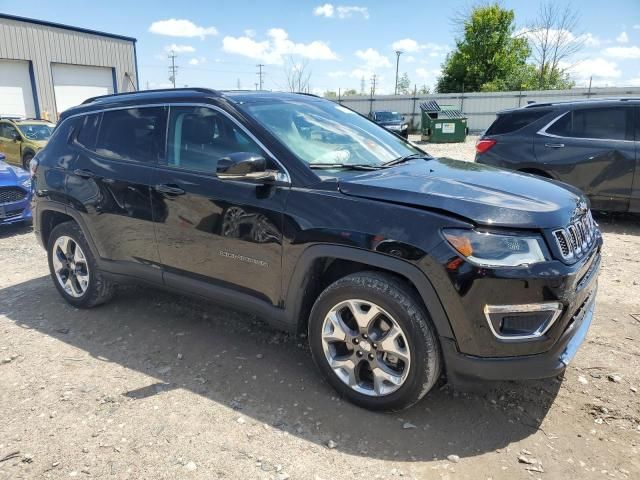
[151,105,289,305]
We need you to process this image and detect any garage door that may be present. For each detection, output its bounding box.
[0,60,36,118]
[52,64,114,114]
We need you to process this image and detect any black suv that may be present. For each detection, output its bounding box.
[476,98,639,213]
[31,89,601,411]
[369,110,409,138]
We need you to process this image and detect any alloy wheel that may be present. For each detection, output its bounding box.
[51,235,90,298]
[321,299,411,396]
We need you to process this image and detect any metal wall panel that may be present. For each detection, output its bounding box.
[0,17,136,119]
[336,87,640,132]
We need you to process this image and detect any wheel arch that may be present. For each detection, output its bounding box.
[284,245,453,340]
[38,202,100,259]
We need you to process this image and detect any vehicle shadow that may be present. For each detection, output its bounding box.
[593,211,640,236]
[0,222,32,239]
[0,275,560,462]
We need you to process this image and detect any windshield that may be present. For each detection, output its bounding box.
[375,111,402,122]
[17,123,54,141]
[241,99,421,167]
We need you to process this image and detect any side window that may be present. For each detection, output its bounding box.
[94,107,167,163]
[167,106,264,173]
[75,113,101,149]
[547,107,630,141]
[0,123,18,139]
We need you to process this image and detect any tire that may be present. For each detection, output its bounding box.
[309,271,441,411]
[47,221,115,308]
[22,152,34,171]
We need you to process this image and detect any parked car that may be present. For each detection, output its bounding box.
[0,152,32,225]
[370,110,409,138]
[32,89,601,411]
[0,117,56,170]
[475,98,639,213]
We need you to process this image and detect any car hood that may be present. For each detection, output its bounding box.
[337,157,586,229]
[0,161,29,187]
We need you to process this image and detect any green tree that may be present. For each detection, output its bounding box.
[436,3,530,93]
[323,90,337,98]
[343,88,358,96]
[397,73,411,95]
[418,84,431,94]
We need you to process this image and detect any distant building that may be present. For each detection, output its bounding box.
[0,13,138,120]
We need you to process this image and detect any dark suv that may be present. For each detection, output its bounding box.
[476,98,639,213]
[370,110,409,137]
[31,89,601,411]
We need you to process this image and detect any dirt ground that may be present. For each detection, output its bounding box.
[1,161,639,479]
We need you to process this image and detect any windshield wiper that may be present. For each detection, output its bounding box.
[308,163,383,171]
[382,152,431,167]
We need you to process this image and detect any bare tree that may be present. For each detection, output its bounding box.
[284,57,312,93]
[527,2,583,88]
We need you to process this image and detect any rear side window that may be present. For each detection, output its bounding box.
[94,107,167,163]
[547,107,632,141]
[75,113,100,149]
[486,109,552,135]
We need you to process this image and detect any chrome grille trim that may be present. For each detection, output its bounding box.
[552,210,597,261]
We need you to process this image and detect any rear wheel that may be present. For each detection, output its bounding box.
[309,271,441,411]
[47,221,114,308]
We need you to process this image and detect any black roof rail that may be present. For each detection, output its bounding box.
[81,87,221,105]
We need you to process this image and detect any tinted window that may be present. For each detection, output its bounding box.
[167,106,263,173]
[485,109,552,135]
[0,123,19,139]
[95,107,167,163]
[547,107,631,141]
[75,113,100,149]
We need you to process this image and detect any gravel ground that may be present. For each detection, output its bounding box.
[1,152,639,479]
[409,134,478,162]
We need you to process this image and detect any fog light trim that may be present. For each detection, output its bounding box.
[483,302,563,341]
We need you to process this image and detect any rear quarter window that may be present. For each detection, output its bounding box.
[486,109,553,135]
[75,113,101,149]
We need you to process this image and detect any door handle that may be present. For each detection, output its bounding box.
[544,143,565,149]
[73,169,96,178]
[155,184,185,195]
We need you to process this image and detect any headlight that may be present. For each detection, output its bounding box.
[21,178,32,190]
[402,124,408,130]
[443,229,547,267]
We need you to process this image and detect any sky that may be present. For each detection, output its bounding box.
[2,0,640,94]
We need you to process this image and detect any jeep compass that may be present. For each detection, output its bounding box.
[31,89,601,411]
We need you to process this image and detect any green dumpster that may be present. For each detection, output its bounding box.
[420,101,468,143]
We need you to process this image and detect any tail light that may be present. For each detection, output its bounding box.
[475,139,497,154]
[29,157,39,178]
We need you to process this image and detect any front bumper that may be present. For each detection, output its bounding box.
[442,285,597,384]
[0,200,32,225]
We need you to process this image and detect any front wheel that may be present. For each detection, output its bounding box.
[47,221,115,308]
[22,152,34,171]
[309,271,441,411]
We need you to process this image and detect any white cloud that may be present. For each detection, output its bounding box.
[222,28,338,64]
[164,44,195,53]
[391,38,450,58]
[244,29,256,38]
[336,6,369,19]
[313,3,335,17]
[313,4,369,19]
[328,70,347,78]
[415,67,441,84]
[355,48,391,69]
[580,33,601,48]
[568,58,621,82]
[392,38,420,52]
[634,25,640,30]
[616,31,629,43]
[627,76,640,86]
[604,45,640,59]
[188,57,206,66]
[405,55,416,63]
[149,19,217,39]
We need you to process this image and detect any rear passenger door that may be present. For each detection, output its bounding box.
[151,105,288,306]
[67,107,167,282]
[534,106,635,211]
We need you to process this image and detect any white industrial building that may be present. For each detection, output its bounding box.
[0,13,138,120]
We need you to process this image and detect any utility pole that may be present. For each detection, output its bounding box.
[394,50,403,95]
[256,64,265,90]
[254,82,259,91]
[168,50,178,88]
[370,74,377,96]
[236,78,241,90]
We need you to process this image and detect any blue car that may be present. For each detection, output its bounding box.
[0,152,32,226]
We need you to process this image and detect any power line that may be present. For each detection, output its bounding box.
[168,50,178,89]
[256,64,265,90]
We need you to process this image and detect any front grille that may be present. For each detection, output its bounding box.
[553,211,597,261]
[0,187,27,205]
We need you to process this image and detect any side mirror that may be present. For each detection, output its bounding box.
[0,153,5,161]
[217,152,276,182]
[12,132,20,142]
